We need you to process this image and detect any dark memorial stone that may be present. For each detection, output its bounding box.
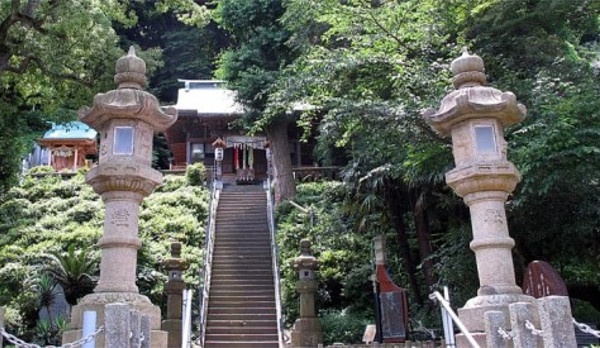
[380,291,407,339]
[376,265,409,342]
[522,260,568,298]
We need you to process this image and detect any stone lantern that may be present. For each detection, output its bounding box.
[161,242,189,348]
[290,240,322,348]
[62,46,177,347]
[422,49,532,345]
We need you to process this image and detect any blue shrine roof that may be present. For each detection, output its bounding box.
[42,121,97,140]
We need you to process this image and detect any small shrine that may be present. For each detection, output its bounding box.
[37,121,97,171]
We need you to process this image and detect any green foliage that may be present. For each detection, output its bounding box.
[185,162,206,186]
[0,173,209,342]
[319,309,371,345]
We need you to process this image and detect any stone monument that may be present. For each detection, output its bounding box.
[423,49,533,345]
[161,242,189,348]
[290,240,323,348]
[62,46,177,347]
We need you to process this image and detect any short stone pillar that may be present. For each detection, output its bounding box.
[538,296,577,347]
[63,46,177,348]
[290,240,323,348]
[161,242,189,348]
[423,49,533,346]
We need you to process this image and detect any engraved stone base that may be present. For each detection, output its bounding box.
[62,292,168,348]
[455,293,535,347]
[290,318,323,348]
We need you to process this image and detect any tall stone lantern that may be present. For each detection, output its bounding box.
[290,240,323,348]
[63,46,177,347]
[423,49,532,344]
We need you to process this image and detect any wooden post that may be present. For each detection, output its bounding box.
[73,148,79,171]
[48,148,52,167]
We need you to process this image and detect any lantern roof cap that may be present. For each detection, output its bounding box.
[114,46,147,90]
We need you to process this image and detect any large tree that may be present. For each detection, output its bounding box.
[0,0,131,193]
[213,0,298,202]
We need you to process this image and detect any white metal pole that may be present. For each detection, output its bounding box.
[443,287,456,347]
[181,289,188,348]
[82,310,97,348]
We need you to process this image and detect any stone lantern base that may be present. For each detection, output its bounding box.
[290,318,323,348]
[456,293,535,347]
[62,293,168,348]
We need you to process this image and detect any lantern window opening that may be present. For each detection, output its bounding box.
[113,126,135,155]
[474,125,497,153]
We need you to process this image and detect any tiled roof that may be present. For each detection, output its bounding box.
[174,80,244,115]
[42,121,97,140]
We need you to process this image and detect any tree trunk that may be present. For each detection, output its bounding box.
[385,186,423,305]
[266,120,295,202]
[413,192,435,291]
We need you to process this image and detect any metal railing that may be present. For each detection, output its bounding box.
[198,178,221,347]
[429,288,480,348]
[182,289,193,348]
[266,177,286,347]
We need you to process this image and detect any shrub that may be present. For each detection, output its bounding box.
[185,162,206,186]
[28,166,55,175]
[320,309,371,345]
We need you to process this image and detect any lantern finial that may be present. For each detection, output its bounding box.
[450,48,486,89]
[114,45,147,90]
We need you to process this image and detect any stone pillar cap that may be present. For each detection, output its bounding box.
[451,48,486,89]
[114,46,147,90]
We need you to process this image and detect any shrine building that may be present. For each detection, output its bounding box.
[165,80,316,182]
[36,121,98,172]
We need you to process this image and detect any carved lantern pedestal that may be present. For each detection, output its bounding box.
[62,47,177,348]
[423,49,533,347]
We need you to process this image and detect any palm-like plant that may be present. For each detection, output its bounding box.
[43,245,98,306]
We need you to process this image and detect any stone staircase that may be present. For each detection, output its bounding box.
[204,185,280,348]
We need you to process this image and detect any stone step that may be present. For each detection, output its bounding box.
[206,326,277,335]
[210,281,274,288]
[210,294,275,302]
[205,333,279,342]
[211,273,273,280]
[204,340,279,348]
[208,306,276,315]
[208,300,276,308]
[208,289,275,297]
[212,262,273,269]
[207,312,276,321]
[207,319,277,327]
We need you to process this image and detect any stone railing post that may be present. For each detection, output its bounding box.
[538,296,577,347]
[509,302,539,348]
[484,310,508,348]
[105,303,132,348]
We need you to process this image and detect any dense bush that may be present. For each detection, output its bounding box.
[185,162,206,186]
[0,171,209,342]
